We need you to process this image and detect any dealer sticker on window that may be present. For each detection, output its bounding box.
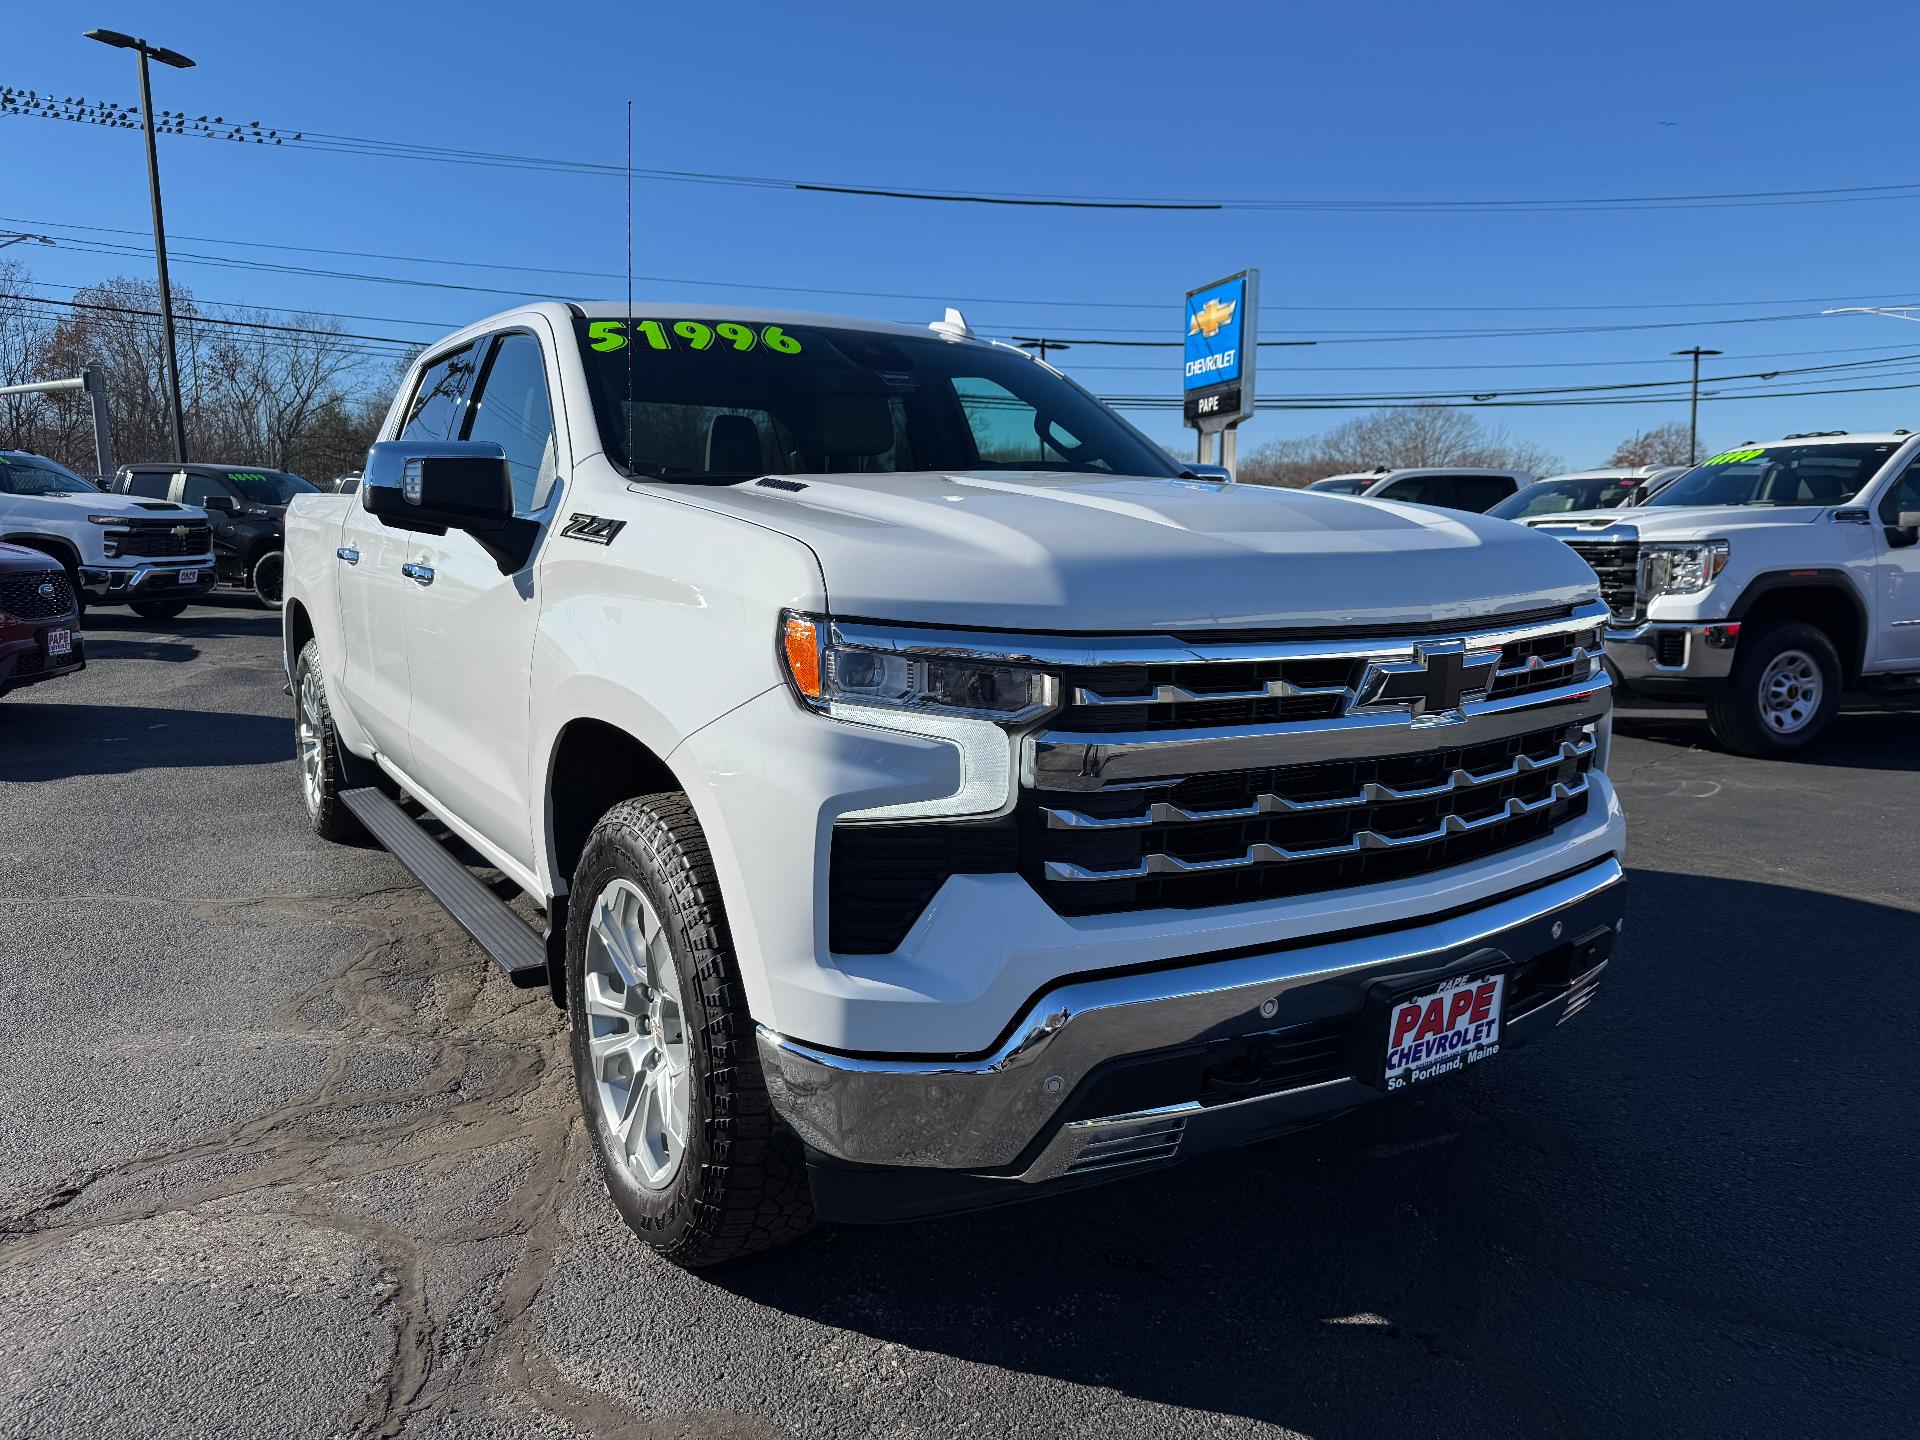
[1384,974,1504,1089]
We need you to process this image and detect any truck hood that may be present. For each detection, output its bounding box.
[1528,504,1829,542]
[15,490,205,520]
[669,470,1602,631]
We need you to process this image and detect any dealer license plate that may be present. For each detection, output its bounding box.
[46,628,72,656]
[178,569,200,586]
[1384,973,1504,1090]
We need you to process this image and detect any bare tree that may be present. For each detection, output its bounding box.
[1609,421,1699,468]
[1239,407,1562,488]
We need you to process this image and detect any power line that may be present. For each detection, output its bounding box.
[13,87,1920,215]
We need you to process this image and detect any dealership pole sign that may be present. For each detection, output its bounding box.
[1183,268,1258,434]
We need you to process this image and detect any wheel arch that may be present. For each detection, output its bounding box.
[1,532,81,572]
[283,596,316,681]
[1727,570,1870,682]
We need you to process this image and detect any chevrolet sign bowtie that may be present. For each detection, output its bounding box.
[1351,642,1500,724]
[1188,298,1236,339]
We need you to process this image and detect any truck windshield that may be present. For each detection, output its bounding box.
[0,456,99,495]
[1647,442,1897,508]
[221,470,317,505]
[1488,476,1642,519]
[574,317,1181,482]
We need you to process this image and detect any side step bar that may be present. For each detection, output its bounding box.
[340,787,550,989]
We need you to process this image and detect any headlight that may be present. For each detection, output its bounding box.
[779,612,1059,822]
[780,612,1057,722]
[85,514,126,526]
[1641,540,1729,597]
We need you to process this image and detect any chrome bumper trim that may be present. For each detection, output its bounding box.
[757,855,1625,1173]
[1604,622,1738,682]
[1026,673,1611,793]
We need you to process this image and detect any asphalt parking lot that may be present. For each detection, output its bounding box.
[1,600,1915,1440]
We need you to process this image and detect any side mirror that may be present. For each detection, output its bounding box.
[1891,510,1920,548]
[201,494,238,515]
[362,440,538,573]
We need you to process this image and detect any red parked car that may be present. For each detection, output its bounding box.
[0,541,84,699]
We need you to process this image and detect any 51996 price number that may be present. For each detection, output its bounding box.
[587,320,802,355]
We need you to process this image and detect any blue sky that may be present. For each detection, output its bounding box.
[6,0,1920,468]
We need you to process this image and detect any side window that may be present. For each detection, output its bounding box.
[123,470,170,499]
[1376,476,1444,506]
[1451,476,1512,512]
[1884,460,1920,521]
[460,334,558,514]
[179,472,230,506]
[398,345,478,442]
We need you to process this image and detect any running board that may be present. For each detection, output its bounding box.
[340,787,550,988]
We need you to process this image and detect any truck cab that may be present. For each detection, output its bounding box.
[1528,432,1920,755]
[282,301,1626,1266]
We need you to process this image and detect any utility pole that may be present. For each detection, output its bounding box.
[84,28,195,464]
[1673,346,1722,464]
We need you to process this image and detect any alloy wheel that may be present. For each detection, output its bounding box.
[582,877,691,1189]
[296,669,324,814]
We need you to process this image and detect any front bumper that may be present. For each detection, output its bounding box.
[78,562,219,603]
[761,855,1624,1219]
[1603,620,1739,688]
[0,627,85,694]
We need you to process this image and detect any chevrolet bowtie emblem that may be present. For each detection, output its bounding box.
[171,525,189,538]
[1351,642,1500,725]
[1187,298,1236,339]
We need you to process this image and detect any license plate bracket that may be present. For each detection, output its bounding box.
[1367,955,1509,1092]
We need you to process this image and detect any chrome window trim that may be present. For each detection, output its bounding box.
[1026,673,1611,792]
[828,600,1608,671]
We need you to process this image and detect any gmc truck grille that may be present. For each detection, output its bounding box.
[1562,540,1640,621]
[103,522,212,559]
[829,603,1612,954]
[0,569,75,620]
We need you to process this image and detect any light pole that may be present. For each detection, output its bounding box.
[83,27,194,464]
[1673,346,1722,463]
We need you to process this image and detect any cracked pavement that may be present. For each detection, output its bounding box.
[1,599,1915,1438]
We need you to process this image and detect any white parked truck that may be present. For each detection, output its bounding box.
[282,302,1626,1265]
[0,449,216,617]
[1526,432,1920,756]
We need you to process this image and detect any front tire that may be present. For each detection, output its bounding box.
[129,599,189,621]
[251,550,285,607]
[566,794,814,1267]
[293,639,363,842]
[1705,619,1842,757]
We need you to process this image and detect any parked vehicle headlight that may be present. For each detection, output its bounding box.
[779,612,1059,821]
[780,613,1057,722]
[1642,540,1729,597]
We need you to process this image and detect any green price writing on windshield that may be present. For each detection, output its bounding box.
[1704,447,1767,465]
[588,320,802,355]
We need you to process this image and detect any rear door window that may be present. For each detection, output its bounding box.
[1450,475,1515,512]
[1375,476,1451,506]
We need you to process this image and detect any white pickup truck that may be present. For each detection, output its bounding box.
[283,302,1626,1265]
[0,448,216,617]
[1526,432,1920,756]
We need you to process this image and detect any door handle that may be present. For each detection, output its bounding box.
[401,562,435,586]
[336,547,360,564]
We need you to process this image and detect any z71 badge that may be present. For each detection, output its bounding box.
[560,513,626,545]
